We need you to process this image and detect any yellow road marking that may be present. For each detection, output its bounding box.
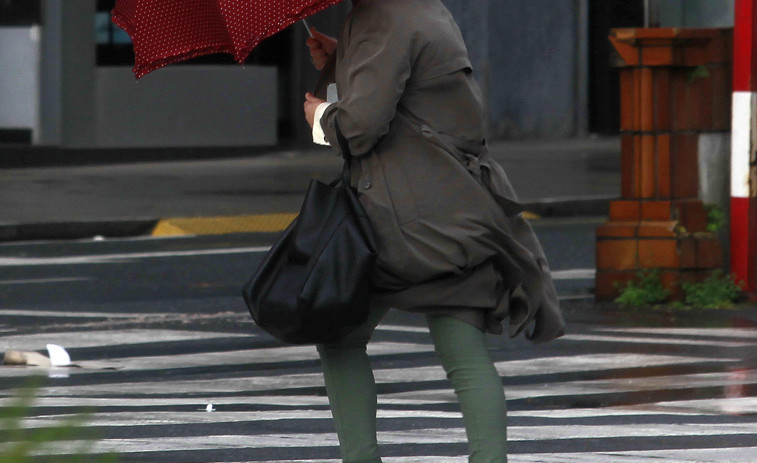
[151,213,297,237]
[151,210,538,237]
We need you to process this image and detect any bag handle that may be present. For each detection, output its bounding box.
[333,117,352,185]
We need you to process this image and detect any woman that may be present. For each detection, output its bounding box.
[303,1,565,461]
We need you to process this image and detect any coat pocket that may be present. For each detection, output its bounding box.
[358,151,419,226]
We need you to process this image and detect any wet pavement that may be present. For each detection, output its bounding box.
[0,137,620,240]
[1,138,756,461]
[0,225,755,462]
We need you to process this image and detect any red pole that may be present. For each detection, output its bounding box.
[731,0,757,292]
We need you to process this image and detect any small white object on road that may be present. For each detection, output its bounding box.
[206,403,215,412]
[46,343,71,367]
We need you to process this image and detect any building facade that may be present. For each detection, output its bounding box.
[0,0,736,152]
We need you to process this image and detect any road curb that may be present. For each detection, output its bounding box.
[0,220,158,242]
[0,197,611,243]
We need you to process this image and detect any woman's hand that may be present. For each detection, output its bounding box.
[306,28,337,71]
[304,92,326,128]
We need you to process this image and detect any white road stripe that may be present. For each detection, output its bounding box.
[0,395,450,410]
[385,370,752,403]
[0,277,92,285]
[10,406,707,431]
[7,423,757,455]
[595,327,757,340]
[0,309,150,319]
[14,354,734,399]
[3,320,753,462]
[286,449,757,463]
[591,448,757,463]
[628,397,757,415]
[0,329,249,352]
[551,268,595,280]
[186,460,458,463]
[376,324,430,333]
[12,410,461,429]
[0,246,271,267]
[0,342,434,375]
[562,333,755,348]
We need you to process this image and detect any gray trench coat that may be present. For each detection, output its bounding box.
[320,0,565,343]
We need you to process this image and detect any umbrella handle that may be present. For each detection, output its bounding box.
[302,19,314,38]
[313,53,336,100]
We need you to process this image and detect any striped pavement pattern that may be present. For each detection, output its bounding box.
[1,310,756,462]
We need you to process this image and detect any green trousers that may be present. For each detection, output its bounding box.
[317,307,508,463]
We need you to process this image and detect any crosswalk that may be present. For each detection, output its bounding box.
[1,306,757,462]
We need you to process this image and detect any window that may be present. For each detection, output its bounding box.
[96,0,134,66]
[0,0,42,26]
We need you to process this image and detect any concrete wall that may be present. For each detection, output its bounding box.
[96,66,277,148]
[0,27,40,131]
[23,0,592,147]
[38,0,62,145]
[488,1,581,138]
[35,0,278,148]
[442,0,587,139]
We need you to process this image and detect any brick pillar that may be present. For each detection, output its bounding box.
[595,28,733,300]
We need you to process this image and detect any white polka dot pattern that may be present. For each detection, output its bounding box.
[112,0,344,79]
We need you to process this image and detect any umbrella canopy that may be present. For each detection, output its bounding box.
[112,0,344,78]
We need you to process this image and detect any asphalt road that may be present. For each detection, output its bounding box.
[1,218,756,462]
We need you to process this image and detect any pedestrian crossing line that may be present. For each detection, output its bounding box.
[0,277,92,285]
[626,397,757,415]
[0,394,457,408]
[249,448,750,463]
[595,447,757,463]
[9,371,748,418]
[596,326,757,340]
[376,324,431,333]
[0,245,270,266]
[6,425,757,456]
[1,321,755,462]
[10,407,731,433]
[0,309,159,319]
[561,333,756,348]
[551,268,595,280]
[220,460,459,463]
[12,352,735,399]
[0,342,435,374]
[9,413,756,441]
[0,329,250,352]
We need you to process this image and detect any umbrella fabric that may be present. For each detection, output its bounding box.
[112,0,344,78]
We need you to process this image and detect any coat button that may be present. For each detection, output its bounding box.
[362,181,372,190]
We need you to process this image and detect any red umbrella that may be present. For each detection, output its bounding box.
[111,0,344,79]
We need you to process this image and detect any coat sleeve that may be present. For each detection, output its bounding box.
[320,4,414,157]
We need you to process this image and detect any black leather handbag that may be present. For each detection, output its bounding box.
[242,124,378,344]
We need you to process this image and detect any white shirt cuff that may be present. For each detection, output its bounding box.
[312,102,333,146]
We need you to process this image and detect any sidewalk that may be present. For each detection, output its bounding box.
[0,137,621,241]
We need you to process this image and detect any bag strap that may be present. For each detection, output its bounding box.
[333,117,352,185]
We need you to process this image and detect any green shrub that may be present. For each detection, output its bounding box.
[614,269,669,307]
[0,378,116,462]
[705,204,726,233]
[682,270,743,309]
